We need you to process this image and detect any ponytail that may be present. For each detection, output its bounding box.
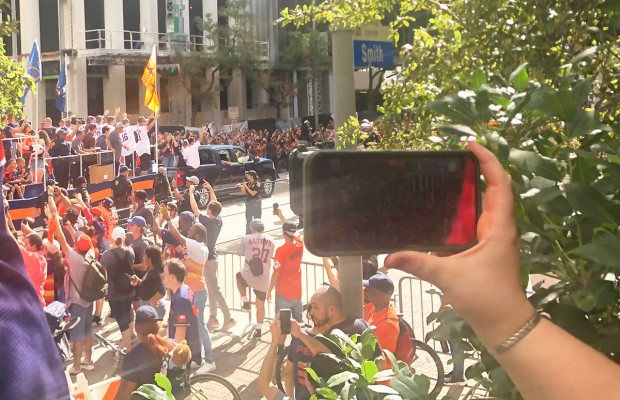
[145,333,174,357]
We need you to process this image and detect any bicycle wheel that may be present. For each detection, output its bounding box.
[410,339,445,394]
[189,373,242,400]
[275,346,289,393]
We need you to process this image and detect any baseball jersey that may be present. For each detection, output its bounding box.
[238,233,275,292]
[121,126,138,157]
[134,125,151,156]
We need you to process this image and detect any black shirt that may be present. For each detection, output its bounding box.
[48,139,73,164]
[199,214,222,260]
[245,180,261,200]
[133,204,154,226]
[112,175,133,199]
[119,342,162,386]
[137,263,165,301]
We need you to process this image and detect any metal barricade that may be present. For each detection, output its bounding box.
[397,276,442,349]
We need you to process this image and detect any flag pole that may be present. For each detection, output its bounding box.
[64,54,69,120]
[154,45,159,168]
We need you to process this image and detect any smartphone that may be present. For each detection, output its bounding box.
[303,151,481,255]
[273,203,279,215]
[280,309,291,334]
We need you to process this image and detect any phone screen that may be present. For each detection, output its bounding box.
[303,151,481,255]
[280,309,291,334]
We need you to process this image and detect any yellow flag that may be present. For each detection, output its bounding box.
[142,46,160,113]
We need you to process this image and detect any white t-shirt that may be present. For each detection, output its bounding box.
[121,126,137,157]
[134,125,151,156]
[182,142,201,169]
[185,237,208,265]
[237,233,275,292]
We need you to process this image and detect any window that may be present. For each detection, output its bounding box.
[218,149,232,162]
[125,78,140,114]
[199,149,215,165]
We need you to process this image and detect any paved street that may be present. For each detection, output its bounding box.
[69,174,485,399]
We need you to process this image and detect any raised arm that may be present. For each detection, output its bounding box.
[322,257,340,292]
[160,206,186,247]
[188,185,202,218]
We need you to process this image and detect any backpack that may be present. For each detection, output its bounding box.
[160,356,191,399]
[395,317,415,365]
[69,254,108,302]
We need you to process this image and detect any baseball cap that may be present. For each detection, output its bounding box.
[42,238,60,255]
[250,219,265,232]
[137,116,147,123]
[362,273,394,294]
[158,166,166,174]
[118,165,129,173]
[115,122,124,128]
[135,305,162,324]
[245,170,258,179]
[74,235,93,253]
[186,176,200,185]
[102,197,115,209]
[179,211,195,226]
[111,226,126,242]
[127,216,147,227]
[283,222,297,236]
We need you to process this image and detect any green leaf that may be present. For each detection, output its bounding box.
[572,157,600,183]
[435,124,478,137]
[508,148,563,181]
[361,360,379,382]
[528,89,578,121]
[530,187,573,216]
[429,94,477,125]
[571,79,593,106]
[600,0,620,12]
[326,371,357,388]
[509,62,529,91]
[570,231,620,269]
[571,279,619,312]
[564,183,616,223]
[368,384,399,395]
[153,373,173,399]
[132,384,170,400]
[470,69,487,90]
[315,387,338,399]
[568,110,598,138]
[568,46,599,65]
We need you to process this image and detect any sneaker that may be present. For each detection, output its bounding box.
[253,329,262,339]
[242,302,251,311]
[196,361,216,374]
[67,367,82,376]
[207,319,220,331]
[220,319,237,332]
[81,361,95,371]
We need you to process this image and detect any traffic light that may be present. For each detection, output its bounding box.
[159,64,179,76]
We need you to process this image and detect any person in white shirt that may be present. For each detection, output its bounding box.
[120,120,138,174]
[182,136,201,169]
[236,219,275,338]
[135,116,157,175]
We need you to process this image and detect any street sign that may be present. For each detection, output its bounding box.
[228,106,239,120]
[352,24,394,68]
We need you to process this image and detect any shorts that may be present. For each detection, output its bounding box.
[275,295,303,322]
[68,303,94,342]
[109,298,134,332]
[236,272,267,301]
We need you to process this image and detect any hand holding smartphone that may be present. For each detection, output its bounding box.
[273,203,279,215]
[279,309,291,334]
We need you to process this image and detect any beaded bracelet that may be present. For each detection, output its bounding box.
[492,312,541,355]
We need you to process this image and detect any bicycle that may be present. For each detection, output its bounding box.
[188,373,242,400]
[94,332,128,375]
[398,316,445,394]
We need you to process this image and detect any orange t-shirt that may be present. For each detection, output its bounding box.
[19,246,48,307]
[273,237,304,301]
[364,302,399,354]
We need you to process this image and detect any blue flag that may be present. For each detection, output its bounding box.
[55,58,67,112]
[20,40,42,105]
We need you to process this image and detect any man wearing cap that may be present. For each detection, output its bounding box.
[112,164,133,222]
[135,116,156,175]
[52,207,96,375]
[189,182,235,332]
[182,136,201,169]
[363,273,400,354]
[159,205,216,374]
[48,128,74,188]
[173,175,201,213]
[126,216,153,270]
[154,166,172,202]
[120,119,137,174]
[237,218,275,338]
[267,221,304,324]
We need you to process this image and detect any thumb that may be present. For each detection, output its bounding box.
[384,251,443,286]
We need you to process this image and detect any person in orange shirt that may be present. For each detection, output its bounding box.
[267,222,304,329]
[17,232,48,307]
[363,273,399,354]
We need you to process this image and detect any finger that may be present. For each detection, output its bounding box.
[384,251,444,286]
[467,141,515,229]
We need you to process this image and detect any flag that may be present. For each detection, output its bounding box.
[20,40,42,105]
[55,58,67,112]
[141,46,160,113]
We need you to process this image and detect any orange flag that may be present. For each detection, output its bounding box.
[142,46,160,113]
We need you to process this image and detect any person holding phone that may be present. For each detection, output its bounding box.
[386,141,620,400]
[238,170,261,234]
